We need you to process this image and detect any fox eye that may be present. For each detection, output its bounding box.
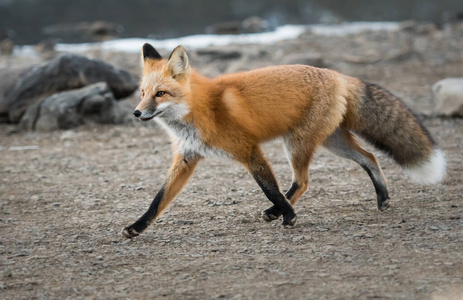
[156,91,166,97]
[140,90,145,98]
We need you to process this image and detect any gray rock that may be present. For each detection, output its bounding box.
[196,48,242,60]
[6,54,138,123]
[0,38,14,55]
[20,82,130,131]
[399,20,438,35]
[35,38,57,56]
[241,16,269,33]
[432,78,463,117]
[42,21,122,42]
[0,66,34,122]
[205,21,241,35]
[281,53,326,68]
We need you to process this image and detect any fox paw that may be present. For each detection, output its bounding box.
[378,198,390,211]
[282,213,297,228]
[121,226,139,239]
[261,206,282,222]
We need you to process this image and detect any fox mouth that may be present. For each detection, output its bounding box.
[140,110,162,121]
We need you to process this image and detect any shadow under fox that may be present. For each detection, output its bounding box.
[122,43,446,238]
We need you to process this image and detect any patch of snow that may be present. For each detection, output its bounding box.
[13,22,401,56]
[57,25,306,53]
[308,22,399,36]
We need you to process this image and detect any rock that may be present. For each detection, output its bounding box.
[35,39,57,55]
[86,21,121,41]
[6,54,138,123]
[241,16,269,33]
[399,21,438,35]
[196,48,242,60]
[42,21,122,42]
[206,17,269,35]
[432,78,463,117]
[0,66,34,123]
[205,21,241,35]
[0,38,14,55]
[20,82,131,131]
[281,53,326,68]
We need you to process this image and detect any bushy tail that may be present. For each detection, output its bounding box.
[403,148,446,184]
[352,82,446,184]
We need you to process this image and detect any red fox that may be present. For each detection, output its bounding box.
[122,43,446,238]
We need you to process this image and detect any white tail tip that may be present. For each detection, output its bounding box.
[404,149,446,184]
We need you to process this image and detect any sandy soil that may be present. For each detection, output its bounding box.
[1,115,462,299]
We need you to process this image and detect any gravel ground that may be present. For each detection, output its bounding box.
[1,116,462,299]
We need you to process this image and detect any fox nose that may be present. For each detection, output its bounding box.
[133,110,142,118]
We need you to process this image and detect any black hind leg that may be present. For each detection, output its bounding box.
[324,127,390,210]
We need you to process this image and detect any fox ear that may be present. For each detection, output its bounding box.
[167,45,190,79]
[142,43,162,61]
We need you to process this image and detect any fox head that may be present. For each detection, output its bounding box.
[134,44,191,121]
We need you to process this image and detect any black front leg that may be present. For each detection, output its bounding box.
[122,154,200,238]
[262,182,299,222]
[122,185,165,238]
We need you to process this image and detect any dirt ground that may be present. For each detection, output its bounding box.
[1,115,462,299]
[2,25,463,299]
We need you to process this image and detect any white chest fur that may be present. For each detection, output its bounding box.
[156,118,230,159]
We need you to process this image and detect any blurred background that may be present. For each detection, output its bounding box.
[1,0,463,45]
